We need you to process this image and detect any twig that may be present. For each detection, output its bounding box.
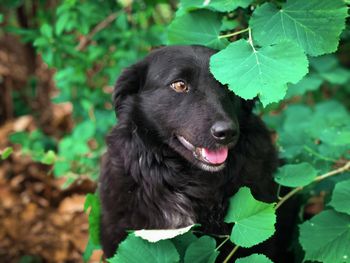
[223,245,239,263]
[216,236,230,251]
[275,160,350,209]
[222,160,350,262]
[218,28,250,39]
[303,145,337,163]
[76,12,119,51]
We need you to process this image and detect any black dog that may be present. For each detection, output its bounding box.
[99,45,279,259]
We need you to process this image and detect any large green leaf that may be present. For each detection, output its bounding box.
[274,163,318,187]
[108,234,179,263]
[236,254,273,263]
[210,39,308,106]
[299,209,350,263]
[329,179,350,215]
[167,9,228,49]
[224,187,276,247]
[183,236,218,263]
[181,0,253,12]
[250,0,348,56]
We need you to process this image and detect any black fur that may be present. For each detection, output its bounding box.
[99,45,279,259]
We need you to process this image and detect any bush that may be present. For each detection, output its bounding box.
[1,0,350,262]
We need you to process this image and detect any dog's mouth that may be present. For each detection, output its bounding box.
[176,135,228,172]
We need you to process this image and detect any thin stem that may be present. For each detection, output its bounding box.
[303,145,337,162]
[275,161,350,210]
[275,186,302,210]
[247,27,257,52]
[216,236,230,251]
[218,28,250,39]
[223,245,239,263]
[76,12,119,51]
[314,161,350,182]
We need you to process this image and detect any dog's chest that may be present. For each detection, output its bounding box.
[136,151,230,229]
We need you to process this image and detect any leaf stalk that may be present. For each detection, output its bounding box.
[218,27,250,39]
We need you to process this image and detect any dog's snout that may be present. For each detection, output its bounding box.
[210,121,238,143]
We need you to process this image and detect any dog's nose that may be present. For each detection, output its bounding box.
[211,121,237,143]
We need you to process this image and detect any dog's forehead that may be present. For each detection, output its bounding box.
[145,46,216,80]
[148,46,214,67]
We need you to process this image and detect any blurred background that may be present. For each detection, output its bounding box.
[0,0,174,262]
[0,0,349,262]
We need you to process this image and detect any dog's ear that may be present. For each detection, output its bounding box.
[112,60,147,112]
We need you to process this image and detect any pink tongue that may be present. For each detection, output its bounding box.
[202,147,228,164]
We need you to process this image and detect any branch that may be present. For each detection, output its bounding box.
[223,160,350,262]
[76,12,119,51]
[275,160,350,209]
[223,245,239,263]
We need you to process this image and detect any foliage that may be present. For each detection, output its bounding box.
[4,0,170,183]
[224,187,276,248]
[210,39,308,105]
[235,254,273,263]
[1,0,350,262]
[107,234,180,263]
[83,193,101,262]
[274,163,318,187]
[1,147,13,160]
[299,209,350,263]
[329,179,350,214]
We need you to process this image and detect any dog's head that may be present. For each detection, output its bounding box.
[113,45,254,172]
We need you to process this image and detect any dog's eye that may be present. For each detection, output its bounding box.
[170,81,189,93]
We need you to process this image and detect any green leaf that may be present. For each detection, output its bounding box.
[167,9,229,49]
[236,254,273,263]
[319,127,350,146]
[55,13,70,35]
[274,163,318,187]
[210,39,308,106]
[329,179,350,215]
[73,121,96,141]
[108,234,179,263]
[83,237,101,263]
[1,147,13,160]
[299,209,350,263]
[181,0,253,12]
[0,14,3,23]
[40,150,57,165]
[134,225,195,242]
[84,193,101,246]
[309,55,339,73]
[250,0,348,56]
[172,232,198,260]
[40,23,53,39]
[224,187,276,248]
[184,236,218,263]
[320,67,350,85]
[286,74,323,98]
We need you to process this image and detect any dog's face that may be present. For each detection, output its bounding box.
[114,46,252,172]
